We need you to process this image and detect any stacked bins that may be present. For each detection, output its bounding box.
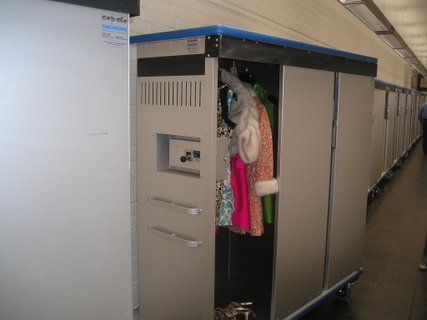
[369,81,425,196]
[132,26,378,320]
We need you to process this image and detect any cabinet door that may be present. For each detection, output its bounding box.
[397,93,405,157]
[405,94,412,150]
[370,89,386,187]
[272,66,334,319]
[385,92,398,169]
[137,59,217,320]
[326,73,373,287]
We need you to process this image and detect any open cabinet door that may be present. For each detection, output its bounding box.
[137,59,217,320]
[272,66,335,319]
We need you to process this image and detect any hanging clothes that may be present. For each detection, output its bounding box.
[220,69,260,164]
[220,69,278,236]
[243,82,277,224]
[217,161,234,226]
[217,85,234,138]
[253,99,278,198]
[230,153,251,229]
[247,83,276,129]
[230,99,278,236]
[216,85,235,227]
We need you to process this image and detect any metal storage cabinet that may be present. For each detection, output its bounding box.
[385,91,398,169]
[403,92,411,152]
[367,80,426,199]
[325,73,373,288]
[131,26,377,320]
[397,91,407,158]
[369,86,387,189]
[274,66,335,318]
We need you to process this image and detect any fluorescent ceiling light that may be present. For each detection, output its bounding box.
[409,63,421,71]
[337,0,426,77]
[395,48,413,58]
[378,32,405,49]
[413,66,423,74]
[338,0,361,3]
[404,57,427,74]
[346,3,391,32]
[404,57,418,64]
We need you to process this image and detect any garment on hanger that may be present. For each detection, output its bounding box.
[220,69,278,236]
[216,84,235,227]
[230,153,251,229]
[245,83,276,130]
[217,175,234,226]
[220,68,260,164]
[217,85,234,137]
[243,82,277,224]
[219,85,237,129]
[230,98,277,236]
[252,99,277,198]
[216,180,224,216]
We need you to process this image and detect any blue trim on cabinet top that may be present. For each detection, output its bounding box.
[130,25,377,64]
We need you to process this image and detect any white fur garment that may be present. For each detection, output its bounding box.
[220,69,260,164]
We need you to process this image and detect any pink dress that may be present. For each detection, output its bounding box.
[230,154,251,229]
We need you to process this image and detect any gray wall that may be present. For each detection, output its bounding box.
[0,1,133,319]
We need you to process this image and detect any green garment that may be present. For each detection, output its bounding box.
[245,83,276,127]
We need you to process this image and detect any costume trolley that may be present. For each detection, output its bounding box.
[131,26,378,320]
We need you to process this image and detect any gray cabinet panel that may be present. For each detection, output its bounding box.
[137,59,217,320]
[403,94,411,151]
[414,96,421,139]
[408,95,413,145]
[385,92,398,169]
[370,89,386,187]
[273,66,334,319]
[396,93,405,158]
[326,74,373,287]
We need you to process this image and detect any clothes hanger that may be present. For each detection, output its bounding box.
[219,85,237,129]
[238,66,256,85]
[217,67,237,129]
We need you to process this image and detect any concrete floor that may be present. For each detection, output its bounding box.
[301,144,427,320]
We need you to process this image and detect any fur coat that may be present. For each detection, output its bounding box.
[220,69,260,164]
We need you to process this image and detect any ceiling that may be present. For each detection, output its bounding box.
[372,0,427,72]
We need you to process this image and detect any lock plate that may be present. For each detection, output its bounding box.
[169,137,201,174]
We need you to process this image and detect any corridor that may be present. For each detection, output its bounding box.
[302,143,427,320]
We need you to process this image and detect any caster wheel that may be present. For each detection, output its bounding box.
[336,283,353,300]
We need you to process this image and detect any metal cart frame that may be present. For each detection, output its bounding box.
[132,26,377,320]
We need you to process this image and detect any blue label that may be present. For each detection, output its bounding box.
[102,24,128,33]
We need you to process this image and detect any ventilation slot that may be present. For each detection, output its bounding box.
[141,80,202,107]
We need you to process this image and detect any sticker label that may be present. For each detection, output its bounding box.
[101,14,128,47]
[186,38,201,53]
